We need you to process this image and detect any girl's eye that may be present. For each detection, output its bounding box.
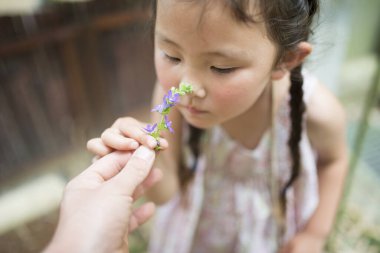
[211,66,237,74]
[164,53,181,63]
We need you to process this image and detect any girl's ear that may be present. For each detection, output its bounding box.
[271,42,312,80]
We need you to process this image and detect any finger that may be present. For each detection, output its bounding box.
[113,117,169,150]
[128,202,156,232]
[110,146,155,196]
[119,123,158,149]
[87,138,113,156]
[112,117,141,128]
[81,151,132,182]
[91,155,100,163]
[156,137,169,149]
[132,168,163,200]
[101,128,139,150]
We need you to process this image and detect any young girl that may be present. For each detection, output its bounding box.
[87,0,348,252]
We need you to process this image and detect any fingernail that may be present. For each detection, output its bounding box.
[130,141,139,149]
[148,136,158,148]
[134,146,154,160]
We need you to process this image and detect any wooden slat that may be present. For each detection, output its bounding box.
[60,38,92,132]
[0,9,149,57]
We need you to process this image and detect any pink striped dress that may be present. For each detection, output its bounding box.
[149,72,319,253]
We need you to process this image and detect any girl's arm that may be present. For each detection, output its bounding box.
[305,82,348,239]
[145,82,182,205]
[280,82,348,253]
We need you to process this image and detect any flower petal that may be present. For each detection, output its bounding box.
[143,123,157,133]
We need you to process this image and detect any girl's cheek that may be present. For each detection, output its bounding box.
[214,86,242,104]
[154,53,180,91]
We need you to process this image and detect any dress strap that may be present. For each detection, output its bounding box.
[269,82,286,247]
[302,69,318,104]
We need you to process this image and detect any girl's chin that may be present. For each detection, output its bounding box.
[183,116,215,130]
[178,107,218,129]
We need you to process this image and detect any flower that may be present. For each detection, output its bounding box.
[164,115,174,133]
[151,104,165,114]
[165,90,180,105]
[144,82,193,150]
[143,123,157,133]
[152,90,181,114]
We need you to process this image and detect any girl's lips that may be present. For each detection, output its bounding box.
[179,104,207,115]
[187,106,206,114]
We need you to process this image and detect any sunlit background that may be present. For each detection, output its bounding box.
[0,0,379,252]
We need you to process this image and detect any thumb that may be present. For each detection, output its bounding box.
[109,146,156,196]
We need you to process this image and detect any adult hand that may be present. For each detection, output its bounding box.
[44,146,162,253]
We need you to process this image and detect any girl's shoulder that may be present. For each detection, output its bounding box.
[305,78,345,133]
[305,77,347,162]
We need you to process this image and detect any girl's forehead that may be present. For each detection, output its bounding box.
[157,0,261,21]
[155,0,277,64]
[155,0,269,42]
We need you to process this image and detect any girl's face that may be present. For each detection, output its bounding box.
[154,0,279,129]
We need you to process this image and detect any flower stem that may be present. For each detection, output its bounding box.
[144,82,193,151]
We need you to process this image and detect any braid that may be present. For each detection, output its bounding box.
[179,125,204,191]
[306,0,319,18]
[280,65,305,212]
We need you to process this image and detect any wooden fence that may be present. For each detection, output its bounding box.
[0,0,156,182]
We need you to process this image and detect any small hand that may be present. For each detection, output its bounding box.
[87,117,169,158]
[278,231,325,253]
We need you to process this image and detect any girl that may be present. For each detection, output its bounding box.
[87,0,348,252]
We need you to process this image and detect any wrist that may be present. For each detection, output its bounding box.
[302,226,330,242]
[44,235,86,253]
[44,225,98,253]
[303,216,334,241]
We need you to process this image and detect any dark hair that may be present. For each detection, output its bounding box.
[151,0,319,211]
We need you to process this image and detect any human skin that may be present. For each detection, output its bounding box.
[154,0,278,131]
[88,0,348,252]
[44,147,162,253]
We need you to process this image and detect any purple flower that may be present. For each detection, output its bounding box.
[148,84,192,150]
[164,115,174,133]
[143,123,157,133]
[165,90,180,105]
[151,104,165,113]
[152,90,180,113]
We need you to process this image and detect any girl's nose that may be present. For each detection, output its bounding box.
[194,86,206,98]
[186,81,206,98]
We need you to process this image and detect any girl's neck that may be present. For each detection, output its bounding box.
[221,83,272,150]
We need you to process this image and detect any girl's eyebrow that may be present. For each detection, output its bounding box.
[155,32,182,49]
[204,50,248,61]
[156,31,249,61]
